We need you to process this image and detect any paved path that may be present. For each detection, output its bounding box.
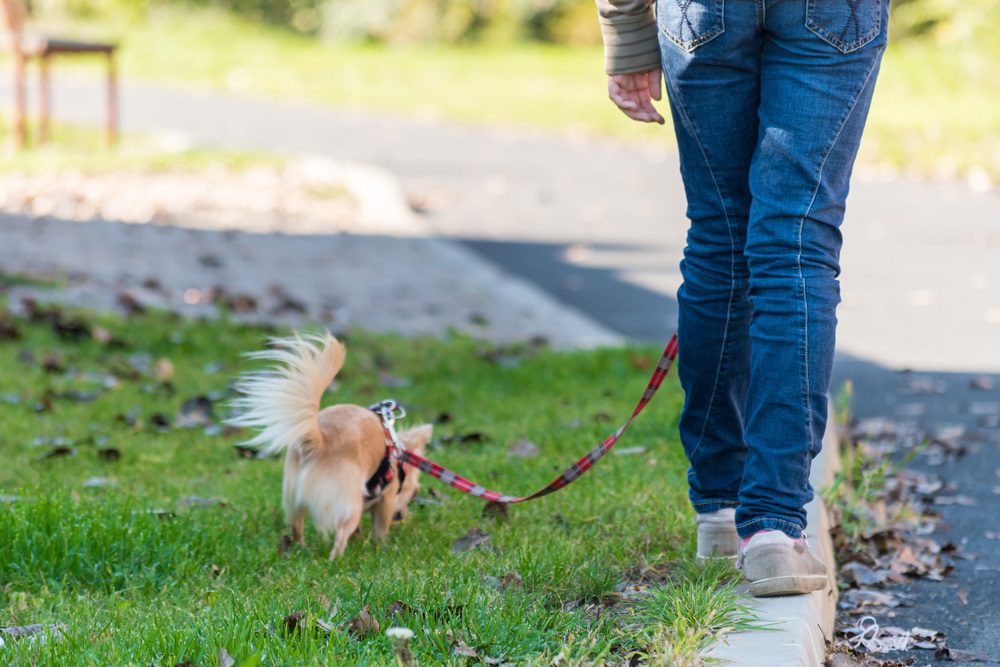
[4,78,997,371]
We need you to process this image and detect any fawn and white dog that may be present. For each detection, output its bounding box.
[229,333,432,559]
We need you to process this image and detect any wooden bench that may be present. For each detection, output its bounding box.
[1,0,118,147]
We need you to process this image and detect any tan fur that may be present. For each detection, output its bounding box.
[230,333,432,559]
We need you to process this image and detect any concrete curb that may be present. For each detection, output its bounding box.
[705,404,841,667]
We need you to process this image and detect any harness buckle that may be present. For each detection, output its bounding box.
[370,398,408,459]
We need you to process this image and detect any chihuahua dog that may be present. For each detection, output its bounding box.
[229,333,431,559]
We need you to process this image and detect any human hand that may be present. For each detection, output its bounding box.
[607,69,665,124]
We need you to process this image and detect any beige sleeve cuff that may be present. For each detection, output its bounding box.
[596,2,661,75]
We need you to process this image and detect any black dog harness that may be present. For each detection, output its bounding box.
[364,456,406,501]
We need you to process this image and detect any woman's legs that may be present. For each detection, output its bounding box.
[659,0,762,516]
[659,0,888,540]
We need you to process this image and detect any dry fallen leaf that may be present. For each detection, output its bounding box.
[282,611,306,634]
[451,527,491,553]
[482,501,509,522]
[343,604,379,639]
[176,396,215,428]
[452,638,479,658]
[97,448,122,462]
[935,646,994,662]
[387,600,415,621]
[508,438,539,458]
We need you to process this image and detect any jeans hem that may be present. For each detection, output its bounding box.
[692,499,739,514]
[736,517,803,539]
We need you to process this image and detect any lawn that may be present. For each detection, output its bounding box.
[0,119,280,175]
[0,299,750,665]
[35,6,997,183]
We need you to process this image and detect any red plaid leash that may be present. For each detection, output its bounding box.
[371,334,678,504]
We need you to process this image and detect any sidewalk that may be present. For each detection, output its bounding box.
[0,159,621,349]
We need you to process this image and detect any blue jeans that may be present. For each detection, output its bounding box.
[657,0,888,538]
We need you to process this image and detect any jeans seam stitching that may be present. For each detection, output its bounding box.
[662,71,738,461]
[794,42,886,462]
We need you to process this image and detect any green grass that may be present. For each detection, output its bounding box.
[0,118,282,174]
[0,302,750,665]
[27,6,993,182]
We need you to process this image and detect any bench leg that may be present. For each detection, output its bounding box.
[39,54,51,145]
[106,50,118,146]
[12,50,27,149]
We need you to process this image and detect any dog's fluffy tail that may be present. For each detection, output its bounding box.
[228,332,345,458]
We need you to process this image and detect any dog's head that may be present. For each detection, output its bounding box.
[393,424,433,519]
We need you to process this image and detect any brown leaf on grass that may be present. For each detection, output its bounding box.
[234,444,258,459]
[217,648,236,667]
[387,600,416,621]
[592,410,613,422]
[343,604,379,639]
[451,527,491,553]
[0,312,21,340]
[97,448,121,462]
[627,353,652,370]
[452,638,479,658]
[482,501,509,522]
[281,611,306,634]
[42,353,65,374]
[39,446,75,460]
[441,432,487,447]
[508,438,539,458]
[210,564,224,578]
[173,661,196,667]
[176,396,215,428]
[500,572,524,589]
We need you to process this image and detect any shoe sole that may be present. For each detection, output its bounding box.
[747,573,828,597]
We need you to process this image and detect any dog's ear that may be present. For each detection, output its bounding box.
[400,424,433,452]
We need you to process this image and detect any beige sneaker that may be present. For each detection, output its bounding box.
[696,508,739,559]
[738,530,828,597]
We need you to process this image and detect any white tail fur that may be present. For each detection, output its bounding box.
[228,332,345,458]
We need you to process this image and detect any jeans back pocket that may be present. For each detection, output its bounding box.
[658,0,725,53]
[805,0,882,53]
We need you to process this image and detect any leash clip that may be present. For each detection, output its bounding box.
[369,399,408,459]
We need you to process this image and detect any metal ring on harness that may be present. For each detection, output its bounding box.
[369,399,408,460]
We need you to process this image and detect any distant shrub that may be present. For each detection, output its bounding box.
[29,0,1000,48]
